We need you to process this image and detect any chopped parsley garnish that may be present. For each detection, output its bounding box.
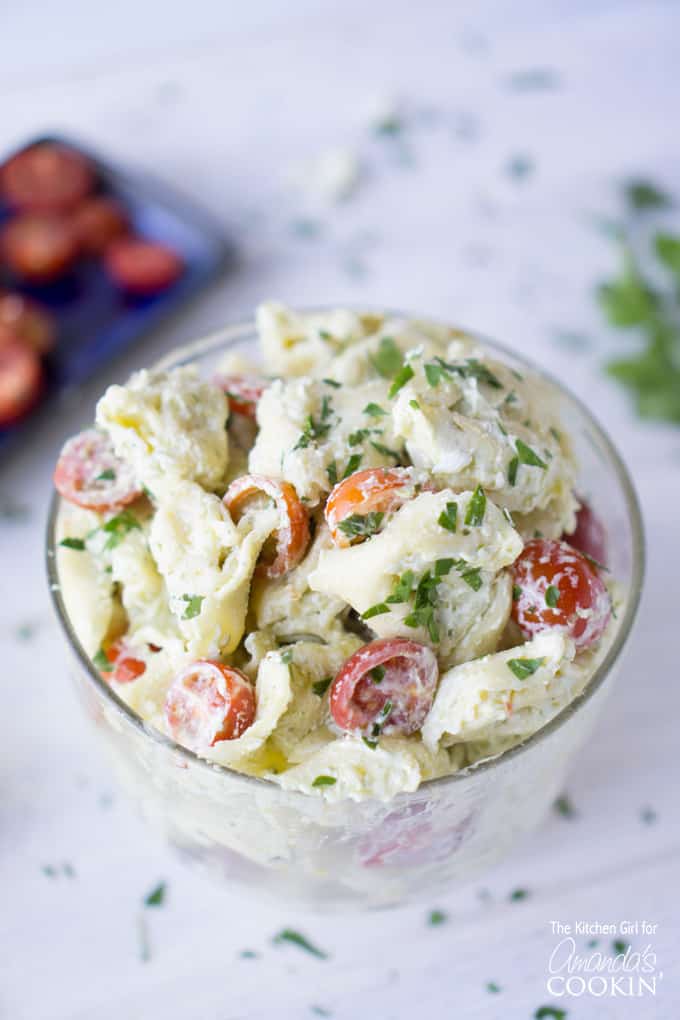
[545,585,560,608]
[554,794,576,818]
[424,356,502,390]
[101,510,141,550]
[371,336,403,378]
[534,1008,566,1020]
[428,909,447,926]
[180,594,204,620]
[312,677,332,697]
[272,929,329,959]
[362,602,391,620]
[337,511,384,539]
[509,887,530,901]
[409,399,420,410]
[516,438,548,469]
[294,413,332,450]
[507,657,544,680]
[386,570,415,603]
[362,736,378,750]
[512,584,522,601]
[425,361,445,387]
[280,648,293,664]
[322,377,341,388]
[371,665,386,684]
[486,982,501,994]
[95,468,116,482]
[370,440,401,461]
[312,775,337,787]
[625,178,671,211]
[342,453,363,478]
[144,881,167,907]
[404,570,440,641]
[388,363,414,397]
[363,402,387,417]
[612,939,629,955]
[370,699,393,737]
[434,558,454,577]
[93,647,112,672]
[347,428,373,446]
[60,537,85,551]
[459,565,483,591]
[508,456,519,486]
[326,462,338,486]
[464,485,486,526]
[438,501,458,532]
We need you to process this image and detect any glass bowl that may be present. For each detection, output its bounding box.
[46,315,644,909]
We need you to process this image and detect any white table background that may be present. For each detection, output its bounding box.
[1,2,679,1018]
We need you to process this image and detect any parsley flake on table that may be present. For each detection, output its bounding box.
[509,887,530,901]
[554,794,576,818]
[534,1008,566,1020]
[507,658,544,680]
[612,939,629,955]
[428,909,448,926]
[144,881,166,907]
[272,928,329,959]
[486,982,502,994]
[624,178,671,211]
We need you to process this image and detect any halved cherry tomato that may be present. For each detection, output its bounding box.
[1,143,94,211]
[98,639,146,684]
[53,428,142,510]
[72,196,129,255]
[223,474,310,578]
[566,499,607,567]
[165,660,256,752]
[0,292,55,354]
[511,538,610,650]
[330,637,438,737]
[0,342,43,425]
[105,238,183,295]
[214,374,267,420]
[325,467,416,547]
[2,214,79,282]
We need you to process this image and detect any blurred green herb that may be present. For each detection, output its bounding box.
[272,928,328,959]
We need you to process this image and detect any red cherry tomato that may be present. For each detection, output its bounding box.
[0,143,94,211]
[72,196,129,255]
[98,639,146,684]
[54,428,142,511]
[0,292,55,354]
[325,467,416,547]
[511,538,611,650]
[566,500,607,567]
[2,214,79,282]
[223,474,310,578]
[0,342,43,425]
[165,660,256,752]
[330,637,438,737]
[215,374,267,420]
[105,239,183,295]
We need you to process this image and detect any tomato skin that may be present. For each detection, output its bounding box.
[72,196,129,254]
[1,143,94,212]
[0,292,55,354]
[0,342,43,425]
[165,660,256,752]
[566,500,607,567]
[2,213,79,282]
[325,467,416,546]
[53,428,142,511]
[99,639,146,684]
[223,474,310,578]
[105,239,183,295]
[330,637,438,737]
[511,538,611,650]
[215,374,266,420]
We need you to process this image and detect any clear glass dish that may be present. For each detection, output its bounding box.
[46,316,644,910]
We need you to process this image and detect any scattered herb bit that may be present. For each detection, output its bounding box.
[370,440,401,461]
[640,805,657,825]
[507,657,544,680]
[371,337,403,379]
[506,154,534,180]
[434,558,454,577]
[389,363,415,398]
[509,887,530,901]
[534,1008,566,1020]
[545,585,560,608]
[95,468,116,482]
[348,428,372,446]
[371,699,393,738]
[386,569,415,603]
[612,939,629,955]
[101,510,141,550]
[326,462,338,486]
[180,594,204,620]
[322,377,341,389]
[59,537,86,551]
[656,233,680,275]
[374,113,403,137]
[93,647,112,672]
[338,511,384,539]
[465,485,486,526]
[516,439,547,470]
[505,68,560,91]
[486,982,501,994]
[625,178,671,211]
[294,414,332,450]
[371,665,386,684]
[438,501,458,532]
[310,1007,332,1017]
[15,621,39,642]
[313,677,332,697]
[363,402,387,417]
[312,775,337,788]
[320,395,332,420]
[290,218,322,239]
[425,361,445,387]
[459,566,483,591]
[512,584,522,600]
[362,602,391,620]
[272,929,329,959]
[428,909,447,926]
[554,794,576,818]
[319,329,333,341]
[409,398,420,410]
[362,736,378,750]
[587,938,599,949]
[280,648,293,665]
[342,453,363,478]
[240,949,259,959]
[508,456,519,486]
[144,881,166,907]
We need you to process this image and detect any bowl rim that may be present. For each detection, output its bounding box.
[46,311,645,794]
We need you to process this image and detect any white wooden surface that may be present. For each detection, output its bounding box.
[1,3,679,1017]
